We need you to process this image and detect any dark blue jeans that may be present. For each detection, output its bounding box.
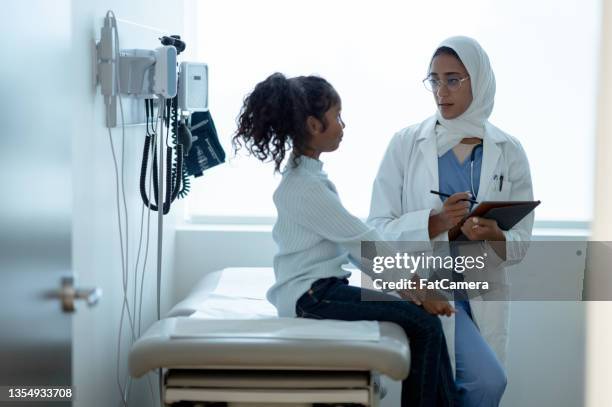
[295,277,456,407]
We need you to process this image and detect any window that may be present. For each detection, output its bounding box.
[187,0,599,222]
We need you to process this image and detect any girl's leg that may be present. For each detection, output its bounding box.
[455,300,507,407]
[296,278,456,407]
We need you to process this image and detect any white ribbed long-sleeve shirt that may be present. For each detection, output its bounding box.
[266,154,381,317]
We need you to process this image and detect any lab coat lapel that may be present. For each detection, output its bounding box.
[477,132,501,201]
[416,118,444,214]
[417,118,439,186]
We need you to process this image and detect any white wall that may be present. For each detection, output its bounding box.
[173,227,586,407]
[172,225,276,303]
[67,1,194,406]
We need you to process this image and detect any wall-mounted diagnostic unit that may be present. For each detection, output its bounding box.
[94,13,223,212]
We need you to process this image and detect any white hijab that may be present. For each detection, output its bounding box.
[432,36,496,156]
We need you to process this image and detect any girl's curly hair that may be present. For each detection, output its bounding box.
[233,72,340,172]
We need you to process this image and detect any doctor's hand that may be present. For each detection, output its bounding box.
[429,192,471,238]
[460,217,505,242]
[461,217,507,259]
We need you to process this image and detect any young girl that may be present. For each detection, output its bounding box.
[233,72,457,407]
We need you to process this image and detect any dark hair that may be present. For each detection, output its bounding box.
[233,72,340,172]
[433,46,461,60]
[429,46,463,72]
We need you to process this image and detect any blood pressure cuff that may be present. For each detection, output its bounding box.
[185,111,225,177]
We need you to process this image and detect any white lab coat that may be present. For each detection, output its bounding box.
[368,116,534,370]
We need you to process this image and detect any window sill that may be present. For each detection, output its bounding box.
[179,219,590,239]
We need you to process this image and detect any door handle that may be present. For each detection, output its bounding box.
[47,276,103,313]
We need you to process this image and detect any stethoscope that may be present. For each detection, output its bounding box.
[469,143,484,201]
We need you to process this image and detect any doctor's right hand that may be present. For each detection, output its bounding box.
[428,192,471,238]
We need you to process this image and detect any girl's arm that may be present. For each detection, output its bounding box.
[286,180,452,313]
[286,180,380,270]
[284,180,427,279]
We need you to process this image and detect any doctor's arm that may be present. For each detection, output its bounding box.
[367,133,468,241]
[368,133,433,242]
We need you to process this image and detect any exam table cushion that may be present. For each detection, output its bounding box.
[132,267,410,380]
[129,317,410,381]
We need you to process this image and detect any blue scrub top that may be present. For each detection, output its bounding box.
[438,144,483,312]
[438,144,483,207]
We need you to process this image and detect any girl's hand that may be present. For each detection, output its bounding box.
[422,298,456,317]
[421,288,455,317]
[398,275,425,305]
[461,217,505,241]
[399,288,423,306]
[399,286,455,317]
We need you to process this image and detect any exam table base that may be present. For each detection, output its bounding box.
[164,369,382,407]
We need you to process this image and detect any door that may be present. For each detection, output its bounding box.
[0,2,84,405]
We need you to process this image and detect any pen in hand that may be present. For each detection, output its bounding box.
[430,190,479,204]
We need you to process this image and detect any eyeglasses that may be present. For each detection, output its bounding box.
[423,75,470,92]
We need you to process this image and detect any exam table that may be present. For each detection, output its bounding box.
[129,267,411,406]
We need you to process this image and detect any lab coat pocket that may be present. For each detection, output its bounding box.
[488,180,512,201]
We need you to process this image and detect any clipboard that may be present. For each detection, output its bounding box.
[448,200,541,241]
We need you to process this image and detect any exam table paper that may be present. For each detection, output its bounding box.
[188,294,278,319]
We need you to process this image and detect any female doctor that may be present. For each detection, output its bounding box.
[368,36,534,406]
